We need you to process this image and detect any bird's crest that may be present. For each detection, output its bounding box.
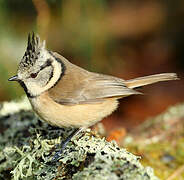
[20,32,46,68]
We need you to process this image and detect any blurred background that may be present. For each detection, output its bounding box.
[0,0,184,131]
[1,1,184,178]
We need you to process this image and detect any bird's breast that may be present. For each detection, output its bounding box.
[29,92,119,128]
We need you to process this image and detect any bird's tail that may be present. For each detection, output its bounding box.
[125,73,179,89]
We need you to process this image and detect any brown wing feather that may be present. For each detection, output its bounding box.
[48,53,140,105]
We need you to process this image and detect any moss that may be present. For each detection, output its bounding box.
[123,103,184,179]
[0,97,159,180]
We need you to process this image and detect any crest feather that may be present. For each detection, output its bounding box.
[20,32,46,67]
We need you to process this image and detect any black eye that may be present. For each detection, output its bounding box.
[30,73,38,78]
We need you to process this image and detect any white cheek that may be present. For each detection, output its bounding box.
[42,60,62,91]
[24,80,43,96]
[37,67,52,86]
[24,60,62,97]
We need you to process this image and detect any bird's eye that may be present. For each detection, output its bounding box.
[30,73,38,78]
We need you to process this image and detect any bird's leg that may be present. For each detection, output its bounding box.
[52,128,82,162]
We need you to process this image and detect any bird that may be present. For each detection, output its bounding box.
[9,33,178,160]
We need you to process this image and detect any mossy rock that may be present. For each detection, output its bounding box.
[0,98,159,180]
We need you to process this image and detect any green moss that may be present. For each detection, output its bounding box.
[0,98,159,180]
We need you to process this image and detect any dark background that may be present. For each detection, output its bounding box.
[0,0,184,130]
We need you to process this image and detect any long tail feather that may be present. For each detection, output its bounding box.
[125,73,179,89]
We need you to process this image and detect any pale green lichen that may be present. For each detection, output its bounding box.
[0,96,31,116]
[0,99,159,180]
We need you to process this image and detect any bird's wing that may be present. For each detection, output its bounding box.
[48,71,140,105]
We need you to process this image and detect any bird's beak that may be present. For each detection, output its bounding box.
[8,75,19,82]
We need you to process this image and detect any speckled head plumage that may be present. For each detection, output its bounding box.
[18,33,46,73]
[9,33,65,98]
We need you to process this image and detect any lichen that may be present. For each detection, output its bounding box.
[0,98,159,180]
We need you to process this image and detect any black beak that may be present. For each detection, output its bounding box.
[8,75,19,82]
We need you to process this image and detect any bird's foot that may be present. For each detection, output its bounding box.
[51,148,64,162]
[51,128,82,162]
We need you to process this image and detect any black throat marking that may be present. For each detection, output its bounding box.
[18,80,35,98]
